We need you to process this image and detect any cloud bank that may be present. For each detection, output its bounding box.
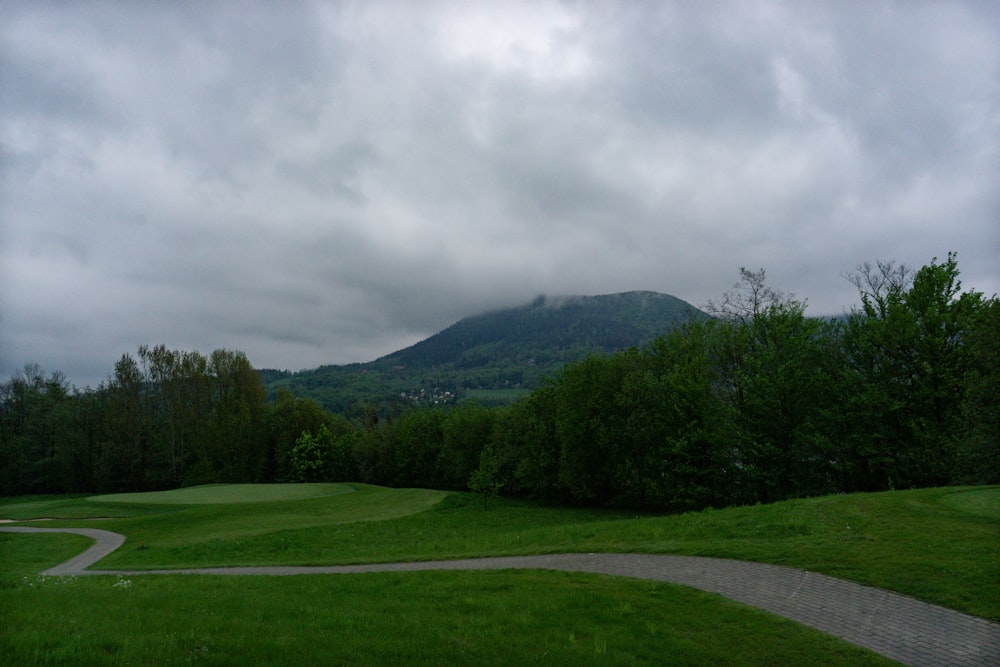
[2,1,997,387]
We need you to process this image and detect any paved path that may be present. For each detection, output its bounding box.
[3,526,998,667]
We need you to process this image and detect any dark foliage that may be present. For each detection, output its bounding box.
[2,256,996,512]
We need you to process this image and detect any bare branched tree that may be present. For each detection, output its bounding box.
[704,267,803,323]
[843,260,914,318]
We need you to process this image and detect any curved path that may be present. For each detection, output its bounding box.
[3,527,998,667]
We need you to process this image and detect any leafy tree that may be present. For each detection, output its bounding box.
[842,253,987,488]
[204,349,268,483]
[0,365,74,495]
[353,412,398,486]
[97,354,149,492]
[290,425,334,483]
[137,345,213,488]
[328,430,360,482]
[393,409,444,488]
[956,297,1000,482]
[468,443,504,509]
[553,354,630,504]
[48,386,100,494]
[438,402,495,490]
[265,389,341,482]
[707,269,844,501]
[624,321,741,510]
[488,385,560,500]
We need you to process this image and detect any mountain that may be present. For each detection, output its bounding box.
[262,291,707,412]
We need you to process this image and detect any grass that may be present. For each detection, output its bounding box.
[2,563,899,666]
[87,483,356,505]
[1,484,997,665]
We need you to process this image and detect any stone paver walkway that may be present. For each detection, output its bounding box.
[3,526,998,667]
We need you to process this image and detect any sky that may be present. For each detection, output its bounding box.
[2,1,998,389]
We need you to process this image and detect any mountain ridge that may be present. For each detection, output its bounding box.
[377,290,702,366]
[261,290,707,411]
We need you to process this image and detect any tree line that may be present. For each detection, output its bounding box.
[2,254,996,510]
[475,254,997,510]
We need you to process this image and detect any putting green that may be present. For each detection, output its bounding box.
[88,483,354,505]
[939,487,1000,520]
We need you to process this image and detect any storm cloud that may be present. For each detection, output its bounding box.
[2,1,997,388]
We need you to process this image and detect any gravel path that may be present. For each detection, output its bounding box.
[3,526,998,667]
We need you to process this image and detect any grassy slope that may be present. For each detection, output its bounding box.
[1,484,997,619]
[4,485,994,666]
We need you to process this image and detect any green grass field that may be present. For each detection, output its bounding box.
[1,484,996,665]
[87,483,356,505]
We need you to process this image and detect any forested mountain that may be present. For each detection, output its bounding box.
[262,291,706,411]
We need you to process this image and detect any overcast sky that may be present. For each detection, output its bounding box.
[2,1,998,388]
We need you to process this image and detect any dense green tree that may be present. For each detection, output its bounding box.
[468,442,504,509]
[93,346,273,491]
[438,402,495,490]
[488,385,559,500]
[392,409,444,488]
[0,365,74,495]
[202,349,268,483]
[289,425,334,483]
[552,354,630,504]
[956,297,1000,482]
[136,345,213,488]
[707,269,846,501]
[96,354,150,492]
[265,389,342,482]
[328,430,360,482]
[353,411,398,486]
[623,321,741,509]
[48,386,101,494]
[842,253,988,488]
